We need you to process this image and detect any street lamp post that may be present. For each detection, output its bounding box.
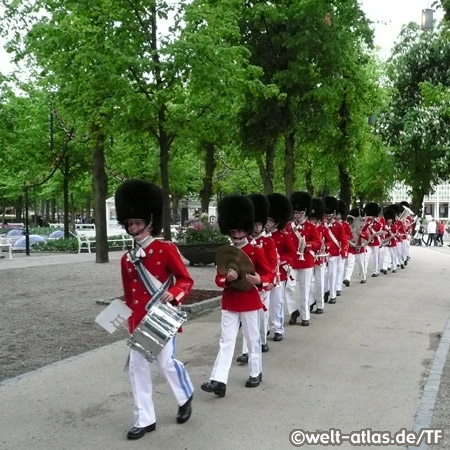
[421,8,434,30]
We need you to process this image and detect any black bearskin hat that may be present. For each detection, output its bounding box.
[388,203,400,217]
[218,195,254,235]
[399,201,410,212]
[115,179,163,236]
[364,202,379,217]
[337,199,348,217]
[267,193,292,230]
[348,207,363,218]
[310,197,325,220]
[247,194,269,227]
[290,191,312,215]
[323,196,339,215]
[383,207,396,221]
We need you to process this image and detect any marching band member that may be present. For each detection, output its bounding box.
[399,201,414,263]
[237,194,277,362]
[363,202,383,278]
[285,192,321,326]
[309,197,328,314]
[343,207,369,285]
[381,207,399,273]
[265,193,296,341]
[115,179,194,440]
[336,200,351,296]
[322,196,347,304]
[390,203,406,269]
[201,195,273,395]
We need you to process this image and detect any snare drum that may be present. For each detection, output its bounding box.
[127,301,187,362]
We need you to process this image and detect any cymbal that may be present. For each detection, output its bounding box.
[216,245,255,292]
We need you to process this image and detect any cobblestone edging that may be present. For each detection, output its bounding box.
[408,317,450,450]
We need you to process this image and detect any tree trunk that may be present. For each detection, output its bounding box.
[338,163,352,209]
[283,130,295,196]
[411,186,425,218]
[256,144,275,195]
[92,124,109,263]
[63,155,70,239]
[200,142,216,213]
[51,198,55,223]
[305,160,314,196]
[159,106,172,241]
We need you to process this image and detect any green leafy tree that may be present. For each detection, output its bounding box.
[381,22,450,214]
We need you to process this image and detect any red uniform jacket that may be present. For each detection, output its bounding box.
[286,221,321,269]
[269,229,296,281]
[348,227,369,255]
[323,220,347,258]
[215,242,273,312]
[382,223,398,248]
[395,220,406,241]
[121,239,194,333]
[314,224,328,266]
[340,220,352,257]
[366,217,383,247]
[249,234,277,286]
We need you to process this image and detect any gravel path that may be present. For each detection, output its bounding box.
[0,252,218,382]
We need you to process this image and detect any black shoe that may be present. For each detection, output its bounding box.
[273,333,283,342]
[372,273,379,277]
[176,395,193,424]
[245,374,261,388]
[404,261,408,266]
[400,264,404,269]
[301,320,309,326]
[380,269,387,275]
[392,269,397,273]
[329,298,336,304]
[343,279,350,287]
[387,267,392,271]
[360,279,366,284]
[261,344,269,353]
[127,423,156,440]
[315,308,323,314]
[324,291,330,303]
[336,290,341,297]
[289,309,300,325]
[236,353,248,364]
[201,380,226,397]
[310,301,316,312]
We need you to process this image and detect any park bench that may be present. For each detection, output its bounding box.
[0,236,13,259]
[75,228,133,254]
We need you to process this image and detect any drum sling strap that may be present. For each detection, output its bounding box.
[128,246,173,311]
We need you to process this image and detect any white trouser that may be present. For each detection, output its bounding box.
[344,253,356,282]
[285,267,314,320]
[382,245,392,270]
[367,245,380,274]
[269,282,285,335]
[129,338,194,428]
[405,238,410,259]
[243,291,269,352]
[309,264,325,309]
[396,244,403,267]
[389,247,398,271]
[211,309,262,383]
[325,256,339,299]
[336,256,346,291]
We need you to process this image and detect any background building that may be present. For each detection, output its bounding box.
[390,182,450,220]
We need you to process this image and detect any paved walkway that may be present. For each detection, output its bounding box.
[1,246,450,450]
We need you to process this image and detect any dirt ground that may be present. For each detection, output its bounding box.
[0,260,219,382]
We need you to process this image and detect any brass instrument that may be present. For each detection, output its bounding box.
[381,226,396,247]
[315,237,329,261]
[398,205,414,224]
[297,234,307,261]
[348,215,368,252]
